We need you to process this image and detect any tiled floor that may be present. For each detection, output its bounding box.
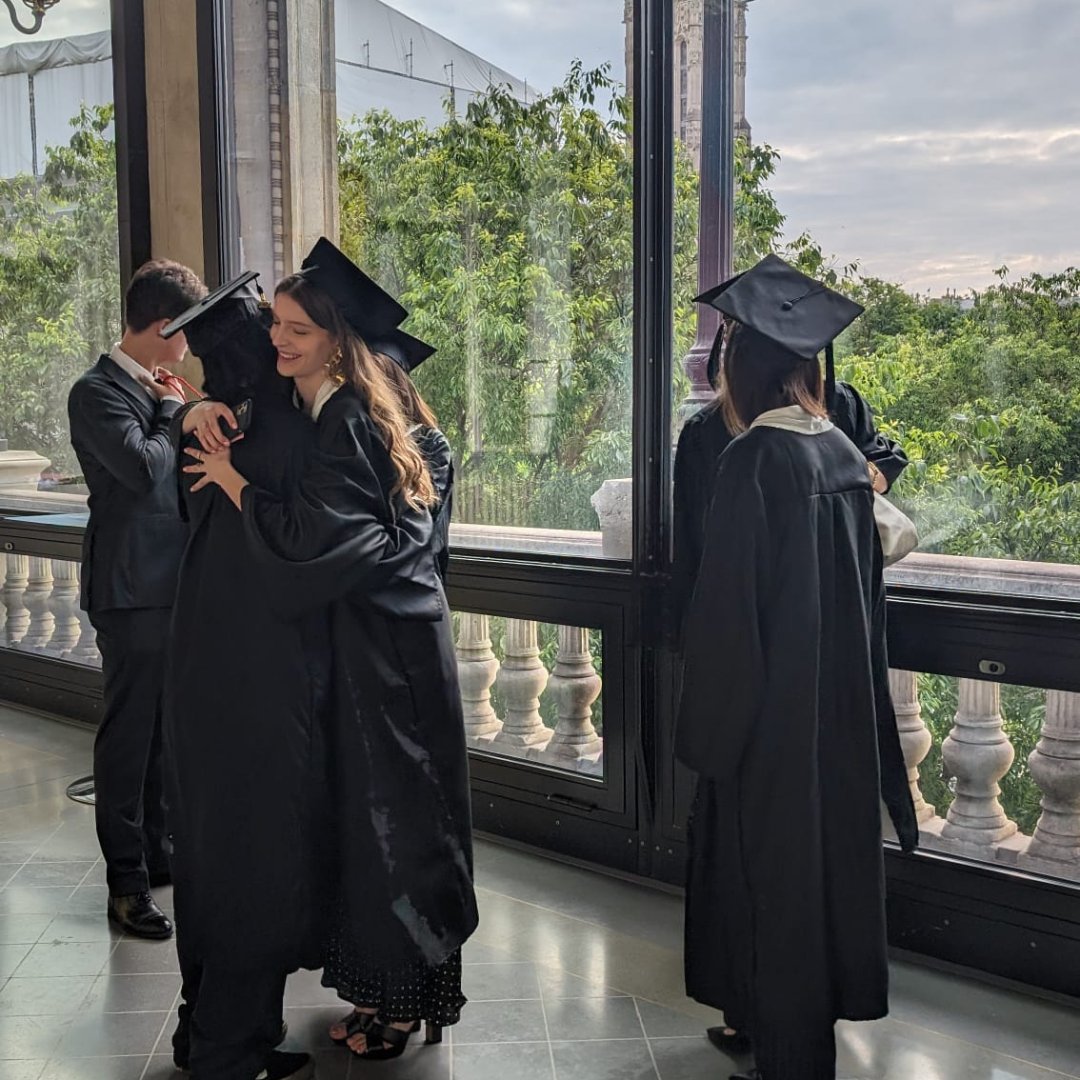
[0,703,1078,1079]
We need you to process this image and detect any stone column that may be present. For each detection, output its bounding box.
[541,625,603,768]
[941,679,1018,847]
[3,555,29,647]
[47,560,80,656]
[492,619,551,755]
[889,669,937,823]
[21,557,55,651]
[455,612,502,745]
[1022,690,1080,880]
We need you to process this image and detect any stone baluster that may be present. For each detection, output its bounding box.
[540,625,603,768]
[941,679,1018,847]
[21,557,56,651]
[47,559,81,656]
[3,554,30,647]
[455,612,502,745]
[1022,690,1080,880]
[492,618,551,755]
[889,669,936,823]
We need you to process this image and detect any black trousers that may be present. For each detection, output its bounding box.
[174,882,287,1080]
[89,607,171,896]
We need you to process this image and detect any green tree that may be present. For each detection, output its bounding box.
[0,103,119,477]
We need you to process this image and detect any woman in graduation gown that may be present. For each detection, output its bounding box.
[183,238,478,1062]
[676,256,918,1080]
[160,274,333,1080]
[671,286,908,639]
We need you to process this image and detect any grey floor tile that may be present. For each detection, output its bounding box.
[0,841,49,861]
[452,1040,554,1080]
[0,942,33,977]
[284,966,341,1007]
[346,1043,449,1079]
[462,961,541,1001]
[0,863,23,887]
[543,996,646,1041]
[476,844,684,954]
[54,1009,170,1057]
[39,1056,148,1080]
[461,942,516,965]
[82,972,180,1013]
[283,1004,347,1047]
[649,1035,735,1080]
[11,864,94,889]
[836,1016,1080,1080]
[551,1038,659,1080]
[107,940,180,975]
[14,940,114,978]
[0,976,97,1016]
[142,1056,182,1080]
[1,1060,47,1080]
[887,961,1080,1076]
[635,1000,707,1039]
[452,998,548,1044]
[0,914,52,946]
[536,966,627,1001]
[40,914,121,945]
[0,888,73,916]
[0,1014,70,1060]
[58,886,109,916]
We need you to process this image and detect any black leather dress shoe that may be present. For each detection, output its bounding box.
[107,892,173,939]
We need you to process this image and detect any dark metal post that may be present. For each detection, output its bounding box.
[677,0,734,427]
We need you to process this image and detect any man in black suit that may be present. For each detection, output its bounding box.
[67,260,206,939]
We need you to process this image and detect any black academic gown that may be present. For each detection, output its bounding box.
[416,425,454,581]
[677,424,918,1080]
[163,386,334,974]
[239,385,478,970]
[671,382,907,638]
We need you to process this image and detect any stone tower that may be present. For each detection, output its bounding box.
[623,0,752,171]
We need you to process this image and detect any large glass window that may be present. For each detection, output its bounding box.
[0,3,116,512]
[335,0,634,559]
[735,0,1080,602]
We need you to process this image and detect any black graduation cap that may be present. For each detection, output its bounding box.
[160,270,271,356]
[369,327,436,374]
[298,237,407,340]
[695,254,863,405]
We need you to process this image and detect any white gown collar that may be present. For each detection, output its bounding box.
[749,404,833,435]
[294,378,342,421]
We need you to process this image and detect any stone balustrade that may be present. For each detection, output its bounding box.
[1,551,1077,883]
[0,555,100,667]
[454,613,604,776]
[887,670,1080,882]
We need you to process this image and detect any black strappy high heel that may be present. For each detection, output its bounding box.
[346,1016,442,1061]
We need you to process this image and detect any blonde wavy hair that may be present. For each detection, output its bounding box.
[275,274,436,510]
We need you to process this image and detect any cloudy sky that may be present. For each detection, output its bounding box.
[4,0,1077,293]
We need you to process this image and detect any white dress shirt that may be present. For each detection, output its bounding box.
[109,343,184,404]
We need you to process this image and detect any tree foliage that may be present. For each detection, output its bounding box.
[0,104,119,477]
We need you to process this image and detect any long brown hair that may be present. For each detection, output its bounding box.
[275,274,436,509]
[373,351,439,430]
[721,322,826,434]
